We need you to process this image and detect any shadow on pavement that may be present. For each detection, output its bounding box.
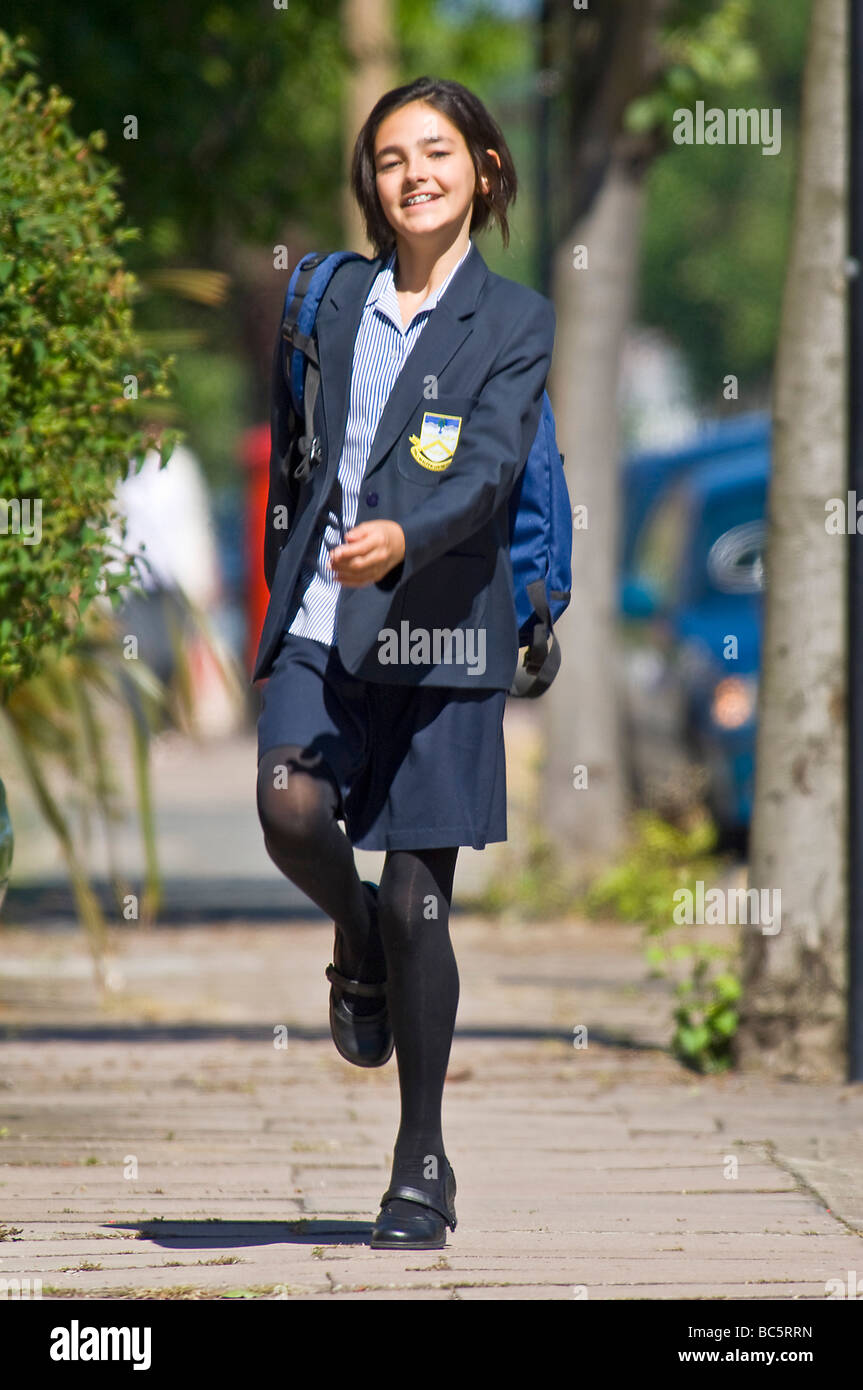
[4,879,327,925]
[6,878,520,926]
[109,1220,376,1248]
[0,1021,663,1050]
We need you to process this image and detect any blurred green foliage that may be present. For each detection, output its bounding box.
[0,1,812,468]
[0,1,347,265]
[169,352,250,489]
[638,0,811,402]
[0,30,176,697]
[582,811,740,1073]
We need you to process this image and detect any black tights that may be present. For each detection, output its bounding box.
[256,744,460,1193]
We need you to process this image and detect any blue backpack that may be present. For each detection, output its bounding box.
[279,251,572,697]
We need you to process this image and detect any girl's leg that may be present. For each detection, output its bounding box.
[376,846,460,1198]
[256,744,387,1002]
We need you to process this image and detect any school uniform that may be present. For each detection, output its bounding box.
[255,237,555,851]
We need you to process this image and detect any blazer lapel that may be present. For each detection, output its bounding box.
[315,242,489,491]
[362,243,488,483]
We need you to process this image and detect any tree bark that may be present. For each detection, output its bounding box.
[738,0,847,1080]
[541,153,646,864]
[536,0,669,867]
[342,0,397,254]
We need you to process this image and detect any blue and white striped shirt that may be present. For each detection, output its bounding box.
[286,238,474,645]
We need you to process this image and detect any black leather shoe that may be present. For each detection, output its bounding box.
[370,1158,457,1250]
[325,883,393,1069]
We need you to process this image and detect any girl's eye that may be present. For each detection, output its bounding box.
[377,150,450,172]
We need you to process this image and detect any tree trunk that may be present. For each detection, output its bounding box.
[738,0,847,1080]
[540,153,645,864]
[343,0,397,254]
[222,0,396,416]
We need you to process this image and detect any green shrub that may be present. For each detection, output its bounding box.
[0,29,176,699]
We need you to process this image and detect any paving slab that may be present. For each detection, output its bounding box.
[1,907,863,1301]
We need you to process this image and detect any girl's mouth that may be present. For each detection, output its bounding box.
[402,192,442,208]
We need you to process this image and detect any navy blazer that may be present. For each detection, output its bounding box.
[251,240,556,690]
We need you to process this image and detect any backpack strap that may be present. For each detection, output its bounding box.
[279,251,368,482]
[295,359,323,483]
[509,579,561,698]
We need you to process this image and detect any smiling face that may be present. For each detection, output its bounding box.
[373,100,497,251]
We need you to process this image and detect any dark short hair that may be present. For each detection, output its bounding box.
[350,75,517,259]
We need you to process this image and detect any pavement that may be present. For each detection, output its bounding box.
[1,720,862,1300]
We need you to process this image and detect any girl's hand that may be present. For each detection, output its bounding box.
[328,520,406,587]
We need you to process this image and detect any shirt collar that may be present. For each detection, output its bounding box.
[368,238,474,327]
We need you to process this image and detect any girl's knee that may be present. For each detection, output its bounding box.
[256,746,337,851]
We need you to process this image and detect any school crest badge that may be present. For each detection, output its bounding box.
[408,412,463,472]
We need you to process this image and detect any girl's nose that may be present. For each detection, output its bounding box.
[403,154,430,184]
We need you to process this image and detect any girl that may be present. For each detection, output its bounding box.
[255,75,556,1250]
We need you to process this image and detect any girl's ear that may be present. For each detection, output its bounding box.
[479,149,501,197]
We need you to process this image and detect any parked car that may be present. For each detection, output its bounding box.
[619,447,768,849]
[619,411,769,579]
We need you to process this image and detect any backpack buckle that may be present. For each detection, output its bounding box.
[295,434,322,478]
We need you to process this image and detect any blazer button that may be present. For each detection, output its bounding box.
[365,491,379,507]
